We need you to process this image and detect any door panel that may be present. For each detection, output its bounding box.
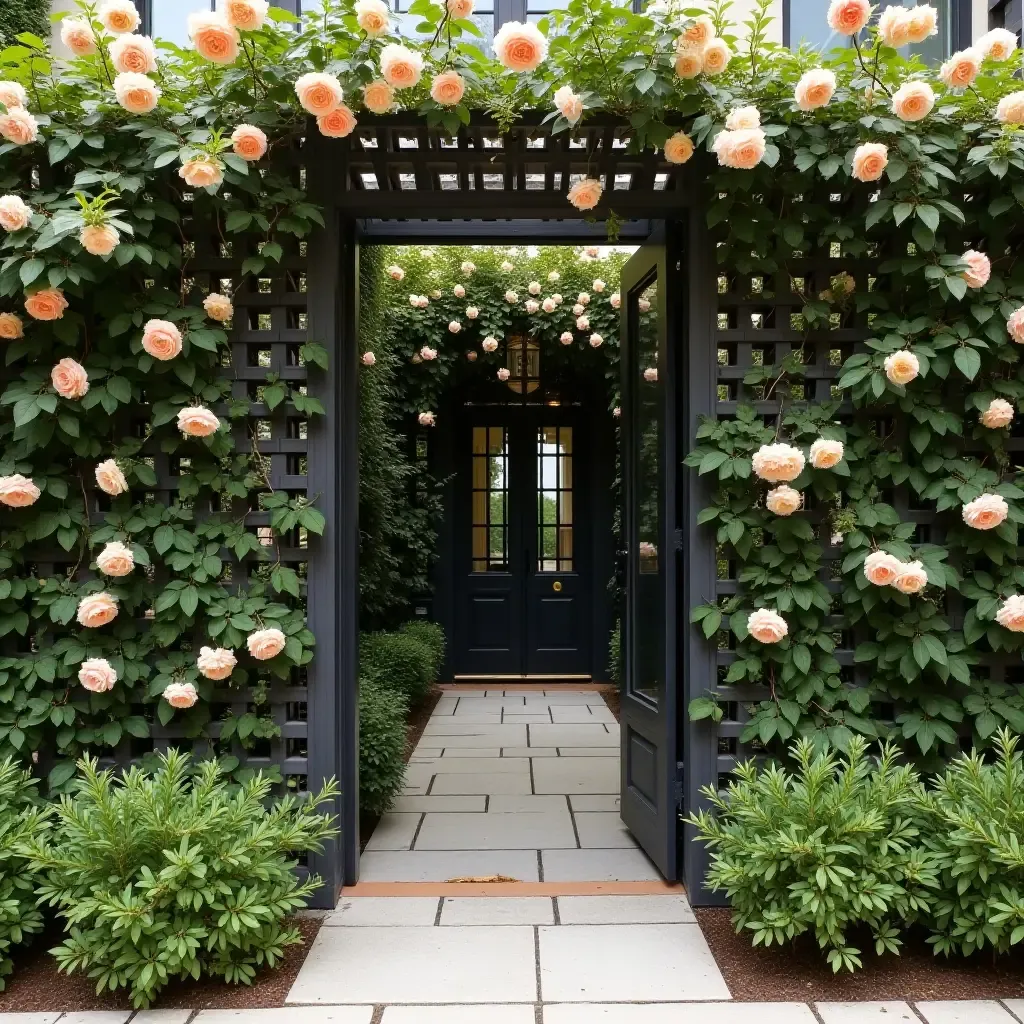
[619,243,679,880]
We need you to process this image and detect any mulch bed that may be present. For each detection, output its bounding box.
[599,683,620,721]
[695,906,1024,1001]
[1,915,322,1011]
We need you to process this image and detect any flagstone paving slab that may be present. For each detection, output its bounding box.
[549,706,617,723]
[532,757,619,794]
[815,1003,917,1024]
[393,795,487,812]
[569,794,619,811]
[196,1008,373,1023]
[0,1016,63,1024]
[488,794,569,811]
[359,849,541,881]
[130,1014,193,1024]
[56,1015,131,1024]
[541,848,661,881]
[439,895,555,925]
[412,756,531,774]
[381,1008,535,1024]
[543,1005,812,1024]
[325,897,439,926]
[422,732,530,749]
[528,725,617,747]
[557,894,695,924]
[573,811,638,849]
[916,1002,1018,1024]
[430,771,533,795]
[364,813,422,852]
[415,810,576,850]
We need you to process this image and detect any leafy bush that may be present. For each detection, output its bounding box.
[608,621,622,685]
[688,736,937,972]
[26,751,338,1008]
[921,729,1024,957]
[0,759,46,990]
[359,676,408,816]
[360,631,434,704]
[398,620,446,681]
[0,0,48,48]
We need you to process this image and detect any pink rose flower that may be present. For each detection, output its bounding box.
[482,336,499,352]
[96,540,135,576]
[113,72,160,114]
[548,271,560,283]
[747,608,788,644]
[568,177,603,211]
[593,279,605,293]
[362,80,395,114]
[163,681,199,708]
[448,0,474,16]
[940,48,982,89]
[589,333,604,348]
[0,108,39,146]
[664,131,694,165]
[454,284,466,297]
[80,224,120,256]
[701,38,731,75]
[981,398,1014,428]
[78,658,117,693]
[380,43,424,89]
[576,315,590,330]
[99,0,140,34]
[643,367,658,382]
[222,0,270,31]
[542,298,556,313]
[388,265,405,281]
[505,290,518,303]
[1006,306,1024,343]
[809,438,844,469]
[466,306,479,318]
[573,303,585,315]
[610,293,621,309]
[893,561,928,595]
[980,27,1017,61]
[525,299,540,313]
[178,406,220,437]
[418,411,435,427]
[501,260,514,272]
[362,351,376,366]
[231,124,268,161]
[52,357,89,399]
[431,71,466,107]
[0,195,31,232]
[892,81,935,122]
[962,493,1009,530]
[996,595,1024,632]
[317,104,358,138]
[864,550,903,587]
[77,592,118,628]
[554,85,583,124]
[827,0,870,35]
[674,46,702,79]
[60,18,97,56]
[0,474,40,507]
[712,128,766,170]
[421,345,438,359]
[108,33,157,74]
[852,142,888,182]
[613,406,621,417]
[197,645,236,680]
[448,321,461,334]
[356,0,390,35]
[204,292,233,322]
[493,21,547,72]
[0,82,26,109]
[751,442,805,483]
[295,72,344,115]
[528,281,541,295]
[142,319,182,361]
[95,459,128,496]
[766,484,802,516]
[962,250,991,289]
[179,156,224,189]
[795,69,836,111]
[560,331,573,345]
[497,367,511,381]
[188,11,240,64]
[25,288,68,321]
[884,350,919,386]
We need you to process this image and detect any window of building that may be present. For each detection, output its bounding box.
[990,0,1023,37]
[139,0,300,44]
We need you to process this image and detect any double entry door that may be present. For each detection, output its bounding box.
[454,405,590,678]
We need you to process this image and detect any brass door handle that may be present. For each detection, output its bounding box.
[552,580,562,592]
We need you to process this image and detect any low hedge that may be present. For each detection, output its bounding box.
[360,629,436,704]
[398,620,446,681]
[359,675,408,816]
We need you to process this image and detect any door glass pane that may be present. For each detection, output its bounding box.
[537,426,573,572]
[631,277,661,704]
[472,426,508,572]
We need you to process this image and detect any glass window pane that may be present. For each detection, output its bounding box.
[472,426,508,572]
[537,426,572,572]
[151,0,211,46]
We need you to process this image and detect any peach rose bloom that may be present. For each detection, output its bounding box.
[178,405,221,437]
[0,107,38,146]
[751,442,805,483]
[528,281,541,295]
[701,38,731,75]
[560,331,573,344]
[363,79,395,114]
[766,484,802,516]
[878,6,911,47]
[541,298,555,313]
[113,72,160,113]
[197,645,237,680]
[204,292,233,321]
[522,299,537,313]
[163,681,199,708]
[962,250,991,289]
[0,474,40,507]
[421,344,438,358]
[1006,305,1024,343]
[809,438,844,469]
[725,106,760,131]
[388,264,405,280]
[96,540,135,576]
[962,493,1008,530]
[483,336,498,352]
[864,550,903,587]
[362,351,376,365]
[27,287,69,321]
[0,312,23,339]
[318,104,358,138]
[77,592,118,628]
[906,4,938,44]
[568,177,603,211]
[188,12,240,64]
[467,305,479,318]
[78,658,117,693]
[980,27,1017,61]
[610,292,621,308]
[142,318,183,361]
[940,48,981,89]
[747,608,788,644]
[892,80,935,122]
[61,18,98,56]
[295,72,344,115]
[52,357,89,399]
[884,350,919,385]
[99,0,141,34]
[356,0,390,35]
[680,14,713,47]
[247,627,286,660]
[450,319,463,333]
[448,0,474,15]
[644,367,658,382]
[179,155,224,189]
[576,315,590,330]
[996,595,1024,632]
[80,224,120,256]
[712,128,766,170]
[852,142,888,182]
[108,33,157,74]
[981,398,1014,428]
[893,561,928,595]
[493,21,548,72]
[674,47,702,79]
[222,0,270,31]
[380,43,424,89]
[997,91,1024,125]
[497,367,511,381]
[795,69,836,111]
[418,411,435,427]
[231,124,267,161]
[827,0,870,34]
[0,195,31,232]
[95,459,128,495]
[589,333,604,348]
[505,290,518,303]
[0,82,26,109]
[554,85,583,123]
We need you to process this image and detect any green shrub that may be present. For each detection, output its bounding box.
[0,759,47,991]
[26,751,338,1008]
[0,0,48,48]
[359,676,408,816]
[608,621,622,685]
[398,620,446,681]
[921,729,1024,957]
[360,630,434,703]
[687,736,937,972]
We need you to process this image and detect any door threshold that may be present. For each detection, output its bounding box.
[453,674,593,681]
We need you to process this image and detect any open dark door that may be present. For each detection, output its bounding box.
[619,241,679,880]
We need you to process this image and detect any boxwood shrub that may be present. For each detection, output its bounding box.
[398,620,446,681]
[359,675,408,816]
[360,630,435,704]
